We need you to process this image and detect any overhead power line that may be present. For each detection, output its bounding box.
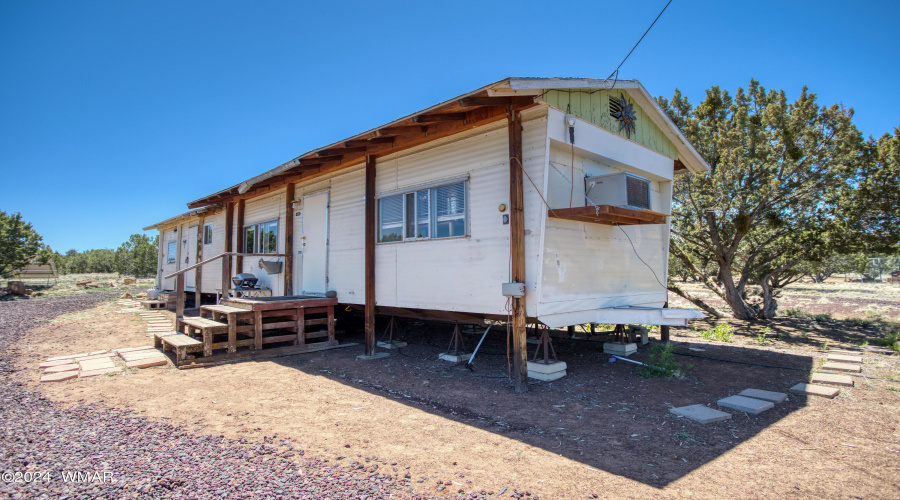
[608,0,674,80]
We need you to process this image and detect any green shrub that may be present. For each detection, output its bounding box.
[638,343,691,378]
[699,324,735,342]
[882,331,900,353]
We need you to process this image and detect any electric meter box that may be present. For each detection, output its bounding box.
[502,282,525,297]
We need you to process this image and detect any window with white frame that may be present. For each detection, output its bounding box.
[243,221,278,254]
[203,223,213,245]
[378,181,466,243]
[166,241,176,264]
[259,221,278,254]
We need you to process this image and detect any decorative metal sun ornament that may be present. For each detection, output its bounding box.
[609,93,637,138]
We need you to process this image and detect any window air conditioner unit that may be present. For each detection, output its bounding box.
[584,172,652,211]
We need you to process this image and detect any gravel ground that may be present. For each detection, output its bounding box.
[0,294,491,500]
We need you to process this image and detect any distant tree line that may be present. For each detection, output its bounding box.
[2,212,157,279]
[53,234,158,278]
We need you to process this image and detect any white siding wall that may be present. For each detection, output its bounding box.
[239,190,287,294]
[537,140,671,317]
[159,226,178,290]
[283,107,548,315]
[199,211,225,294]
[292,167,366,301]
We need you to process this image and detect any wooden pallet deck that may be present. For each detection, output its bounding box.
[160,295,340,366]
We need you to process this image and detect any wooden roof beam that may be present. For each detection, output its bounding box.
[458,96,535,107]
[300,155,341,165]
[374,125,427,137]
[412,113,467,123]
[345,137,396,148]
[317,146,367,157]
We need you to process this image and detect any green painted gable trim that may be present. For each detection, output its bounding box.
[544,89,678,160]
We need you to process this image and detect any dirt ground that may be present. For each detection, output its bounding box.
[13,284,900,499]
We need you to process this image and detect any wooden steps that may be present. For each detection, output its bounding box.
[159,297,339,366]
[153,332,202,364]
[177,317,228,357]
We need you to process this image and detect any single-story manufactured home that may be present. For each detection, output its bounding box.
[144,77,709,391]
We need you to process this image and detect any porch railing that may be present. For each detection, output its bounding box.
[163,252,287,318]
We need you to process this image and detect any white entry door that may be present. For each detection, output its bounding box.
[299,191,329,295]
[184,225,198,289]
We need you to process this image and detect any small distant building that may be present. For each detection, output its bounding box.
[9,260,58,283]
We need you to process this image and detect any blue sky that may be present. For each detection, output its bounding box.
[1,0,898,252]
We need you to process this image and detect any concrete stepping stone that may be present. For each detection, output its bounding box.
[827,354,862,363]
[46,353,89,362]
[79,366,124,378]
[72,353,115,362]
[738,388,788,403]
[43,363,80,374]
[41,371,79,382]
[125,357,168,369]
[669,404,732,424]
[790,383,840,399]
[40,358,82,368]
[114,346,156,354]
[79,359,116,371]
[821,362,861,373]
[717,395,774,414]
[119,350,166,362]
[811,373,854,387]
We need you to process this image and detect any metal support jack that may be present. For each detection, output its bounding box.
[376,315,404,349]
[465,324,493,371]
[532,325,558,363]
[445,322,468,356]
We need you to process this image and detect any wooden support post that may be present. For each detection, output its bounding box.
[195,217,204,309]
[155,232,164,290]
[327,304,336,345]
[661,301,670,343]
[227,313,237,353]
[296,307,306,349]
[222,203,234,298]
[235,199,245,273]
[176,273,185,319]
[567,325,575,337]
[364,155,377,356]
[508,106,528,393]
[254,310,263,350]
[284,183,295,296]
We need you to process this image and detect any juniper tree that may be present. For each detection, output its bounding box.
[658,81,899,320]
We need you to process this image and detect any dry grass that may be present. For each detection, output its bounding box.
[3,273,156,300]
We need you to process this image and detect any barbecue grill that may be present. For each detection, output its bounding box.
[232,273,259,289]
